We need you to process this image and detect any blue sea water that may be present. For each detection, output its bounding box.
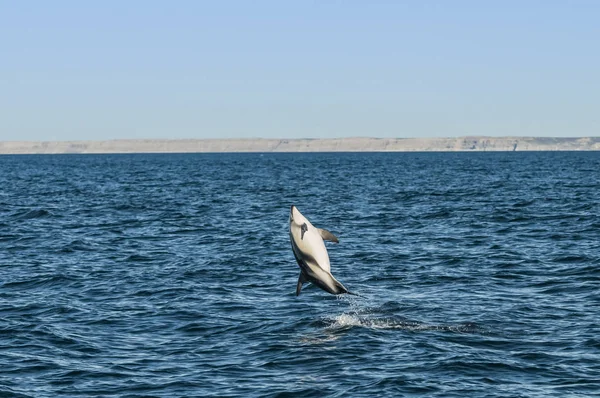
[1,152,599,397]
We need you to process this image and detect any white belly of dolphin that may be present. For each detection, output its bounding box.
[290,221,330,272]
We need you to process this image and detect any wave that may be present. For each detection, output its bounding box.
[11,209,53,220]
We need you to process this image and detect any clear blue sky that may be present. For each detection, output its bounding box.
[1,1,599,141]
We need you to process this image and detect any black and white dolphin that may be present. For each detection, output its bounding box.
[289,205,356,296]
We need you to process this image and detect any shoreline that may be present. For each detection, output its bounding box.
[1,136,599,154]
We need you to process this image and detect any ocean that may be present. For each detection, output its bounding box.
[1,152,599,397]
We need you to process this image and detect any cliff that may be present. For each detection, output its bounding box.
[1,136,599,154]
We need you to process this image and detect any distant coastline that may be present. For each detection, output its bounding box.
[1,136,599,154]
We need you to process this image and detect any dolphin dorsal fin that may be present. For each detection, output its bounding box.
[296,272,307,296]
[318,228,339,243]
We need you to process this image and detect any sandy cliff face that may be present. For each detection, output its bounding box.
[1,137,599,154]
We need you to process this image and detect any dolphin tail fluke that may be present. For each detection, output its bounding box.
[296,272,307,296]
[331,277,361,297]
[335,279,364,298]
[345,290,365,298]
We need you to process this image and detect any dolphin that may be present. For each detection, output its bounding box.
[289,205,355,296]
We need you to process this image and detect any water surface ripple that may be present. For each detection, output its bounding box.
[1,152,599,397]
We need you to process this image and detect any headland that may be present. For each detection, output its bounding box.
[1,136,599,154]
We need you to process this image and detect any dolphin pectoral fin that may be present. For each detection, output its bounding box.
[296,272,307,296]
[318,228,339,243]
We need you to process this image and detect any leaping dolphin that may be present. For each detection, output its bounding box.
[289,205,355,296]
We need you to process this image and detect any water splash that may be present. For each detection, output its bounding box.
[326,313,481,333]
